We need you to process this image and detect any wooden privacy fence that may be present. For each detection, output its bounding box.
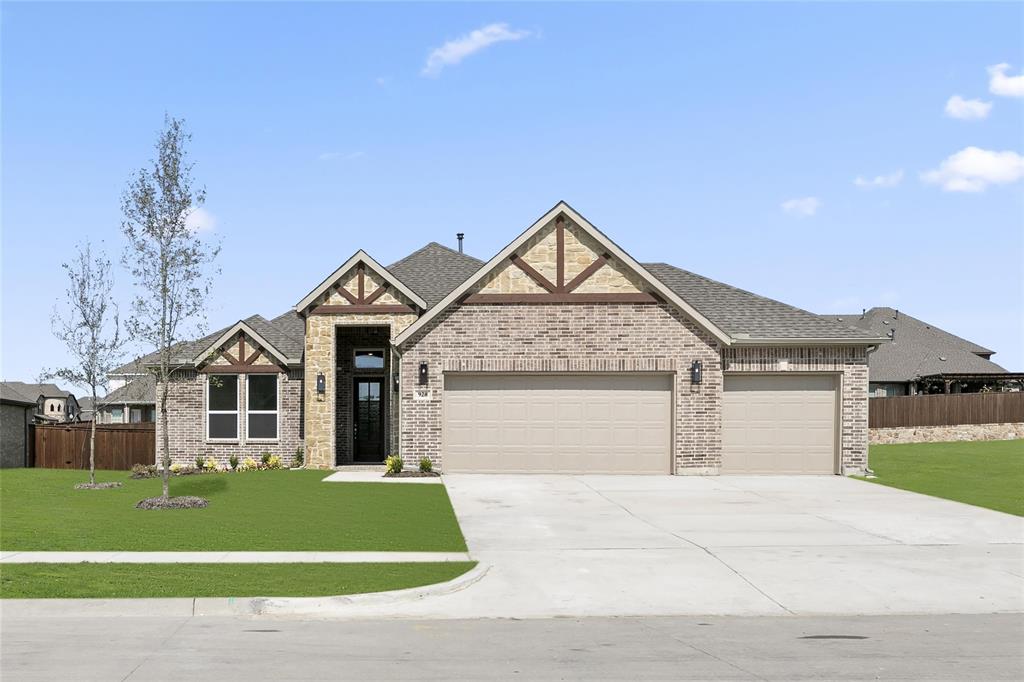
[869,392,1024,429]
[30,422,155,470]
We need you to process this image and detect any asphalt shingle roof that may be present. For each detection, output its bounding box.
[387,242,484,309]
[824,307,1007,382]
[1,382,40,406]
[643,263,878,341]
[104,374,157,404]
[0,381,73,401]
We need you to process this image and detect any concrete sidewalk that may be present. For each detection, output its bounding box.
[0,551,472,563]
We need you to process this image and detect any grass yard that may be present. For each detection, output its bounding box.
[0,469,467,552]
[0,562,476,599]
[867,439,1024,516]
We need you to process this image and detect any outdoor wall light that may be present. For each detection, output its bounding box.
[418,362,429,385]
[316,372,326,395]
[690,360,703,385]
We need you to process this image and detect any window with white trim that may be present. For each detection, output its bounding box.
[247,374,278,440]
[207,375,239,440]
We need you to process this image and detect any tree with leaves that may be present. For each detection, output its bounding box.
[122,115,219,501]
[45,241,124,487]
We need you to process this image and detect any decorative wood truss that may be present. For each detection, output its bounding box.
[463,215,660,305]
[310,263,416,315]
[198,332,285,374]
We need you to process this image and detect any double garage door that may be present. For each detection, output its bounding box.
[442,373,838,474]
[444,374,672,474]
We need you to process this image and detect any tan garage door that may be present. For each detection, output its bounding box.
[722,375,838,474]
[443,374,672,473]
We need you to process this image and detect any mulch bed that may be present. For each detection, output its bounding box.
[74,482,124,490]
[384,471,442,478]
[135,496,209,510]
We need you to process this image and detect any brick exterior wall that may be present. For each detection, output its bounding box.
[398,302,724,473]
[721,345,869,474]
[155,369,303,467]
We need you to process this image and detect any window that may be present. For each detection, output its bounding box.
[109,407,124,423]
[247,375,278,440]
[354,349,385,370]
[207,375,239,440]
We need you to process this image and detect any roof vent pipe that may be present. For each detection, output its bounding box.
[456,233,464,253]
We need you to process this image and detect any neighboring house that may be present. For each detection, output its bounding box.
[0,381,80,423]
[153,202,884,476]
[95,374,157,423]
[77,396,95,422]
[0,383,36,467]
[826,308,1021,397]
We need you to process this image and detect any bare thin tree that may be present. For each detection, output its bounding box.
[122,115,219,500]
[45,241,124,486]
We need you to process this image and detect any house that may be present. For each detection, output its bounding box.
[826,308,1021,397]
[1,383,36,467]
[94,374,157,423]
[0,381,80,423]
[152,203,884,476]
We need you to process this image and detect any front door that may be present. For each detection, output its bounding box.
[353,378,384,462]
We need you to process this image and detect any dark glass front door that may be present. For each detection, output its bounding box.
[353,378,384,462]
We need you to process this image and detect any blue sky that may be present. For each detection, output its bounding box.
[3,2,1023,387]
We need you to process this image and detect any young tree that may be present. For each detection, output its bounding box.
[45,241,123,486]
[122,115,219,501]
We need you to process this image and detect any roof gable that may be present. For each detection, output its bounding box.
[191,320,297,368]
[295,250,427,314]
[394,201,732,346]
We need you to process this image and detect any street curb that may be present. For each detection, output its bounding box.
[0,563,488,619]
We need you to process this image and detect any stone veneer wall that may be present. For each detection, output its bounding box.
[156,369,303,466]
[304,312,417,469]
[870,423,1024,445]
[399,302,724,473]
[721,346,870,474]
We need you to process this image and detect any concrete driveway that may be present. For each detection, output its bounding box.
[391,474,1023,619]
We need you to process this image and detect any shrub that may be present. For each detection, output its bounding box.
[260,452,272,466]
[240,457,260,472]
[385,454,403,475]
[229,454,239,470]
[294,446,304,468]
[130,463,157,479]
[418,457,433,473]
[170,462,183,474]
[203,456,218,471]
[194,456,205,470]
[266,455,283,470]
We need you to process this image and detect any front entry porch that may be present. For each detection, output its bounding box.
[335,326,393,466]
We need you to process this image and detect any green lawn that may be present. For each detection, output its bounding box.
[866,439,1024,516]
[0,469,466,552]
[0,562,476,599]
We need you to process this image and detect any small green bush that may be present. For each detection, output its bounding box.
[266,455,283,470]
[418,457,433,473]
[194,456,205,470]
[384,455,403,475]
[130,464,157,479]
[229,455,239,470]
[261,452,272,466]
[294,446,304,468]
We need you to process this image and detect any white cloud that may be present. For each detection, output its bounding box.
[921,146,1024,192]
[780,196,821,217]
[184,207,216,233]
[318,151,365,162]
[944,95,992,120]
[854,170,904,189]
[422,23,531,77]
[988,63,1024,97]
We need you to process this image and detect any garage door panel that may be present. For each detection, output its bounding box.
[444,374,671,473]
[722,375,837,475]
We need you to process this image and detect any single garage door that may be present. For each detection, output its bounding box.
[722,374,838,474]
[443,374,672,473]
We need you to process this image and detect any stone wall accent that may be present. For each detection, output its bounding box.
[321,266,415,308]
[156,369,303,466]
[722,346,869,475]
[303,313,417,468]
[870,423,1024,445]
[399,302,723,473]
[206,332,281,366]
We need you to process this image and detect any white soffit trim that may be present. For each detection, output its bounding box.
[393,201,734,347]
[191,321,294,366]
[294,250,427,313]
